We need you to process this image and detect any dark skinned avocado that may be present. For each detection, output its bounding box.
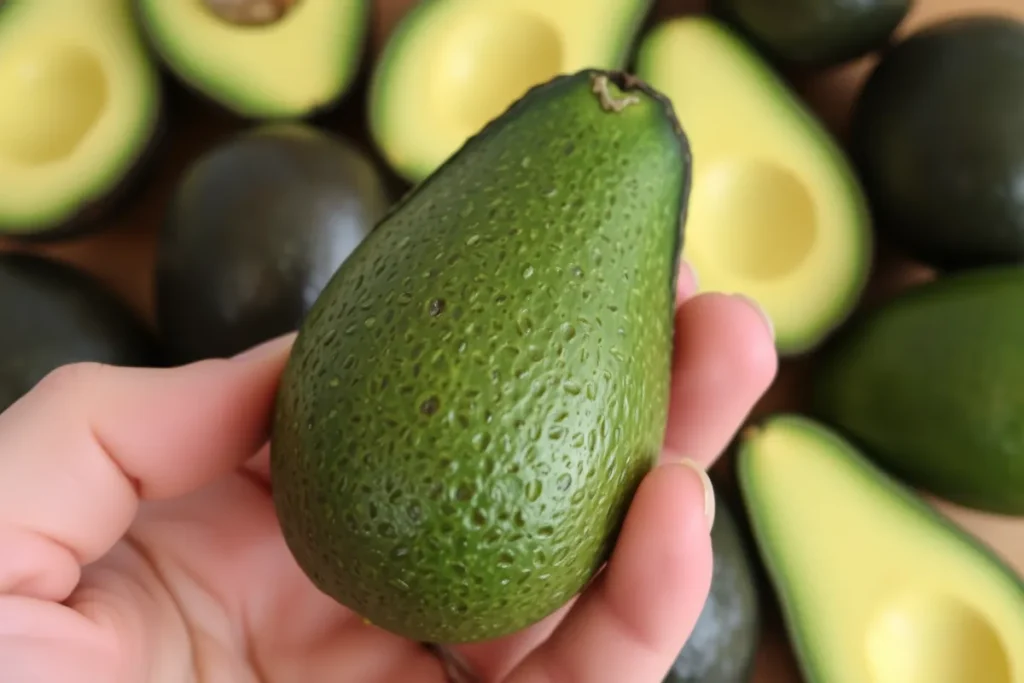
[135,0,370,119]
[849,15,1024,270]
[155,123,392,364]
[0,0,162,239]
[270,69,691,644]
[0,252,159,413]
[665,479,761,683]
[709,0,912,67]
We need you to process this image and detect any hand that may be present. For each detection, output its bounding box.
[0,264,777,683]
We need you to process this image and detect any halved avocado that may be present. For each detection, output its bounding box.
[135,0,370,119]
[738,414,1024,683]
[635,17,872,356]
[0,0,161,238]
[367,0,655,183]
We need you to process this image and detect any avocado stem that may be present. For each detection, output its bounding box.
[203,0,299,26]
[591,74,641,113]
[424,642,481,683]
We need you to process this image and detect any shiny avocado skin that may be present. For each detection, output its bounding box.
[155,123,393,363]
[270,69,690,643]
[0,253,160,413]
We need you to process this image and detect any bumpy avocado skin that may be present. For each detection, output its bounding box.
[270,69,690,643]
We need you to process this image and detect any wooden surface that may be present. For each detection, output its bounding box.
[4,0,1023,680]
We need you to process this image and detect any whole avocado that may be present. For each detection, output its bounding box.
[849,15,1024,269]
[270,69,691,643]
[155,123,392,363]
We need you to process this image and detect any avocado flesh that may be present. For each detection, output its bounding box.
[136,0,369,119]
[271,69,690,643]
[368,0,655,183]
[849,15,1024,270]
[155,123,392,363]
[635,17,871,356]
[811,268,1024,516]
[0,0,160,236]
[738,414,1024,683]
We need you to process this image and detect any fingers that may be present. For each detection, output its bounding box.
[664,292,778,467]
[507,460,714,683]
[0,333,294,603]
[676,260,699,305]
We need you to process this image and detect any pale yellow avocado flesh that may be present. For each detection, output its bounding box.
[0,0,159,231]
[368,0,654,182]
[739,414,1024,683]
[137,0,368,118]
[635,17,872,355]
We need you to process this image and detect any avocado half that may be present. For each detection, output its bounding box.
[0,0,162,239]
[136,0,371,119]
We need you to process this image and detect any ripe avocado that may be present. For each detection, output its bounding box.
[135,0,370,119]
[811,268,1024,516]
[0,0,161,238]
[665,479,761,683]
[270,69,691,643]
[709,0,912,67]
[635,17,872,356]
[849,15,1024,270]
[0,252,159,413]
[155,123,392,364]
[737,414,1024,683]
[367,0,655,183]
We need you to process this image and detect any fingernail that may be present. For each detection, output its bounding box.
[732,293,775,341]
[232,332,297,362]
[678,458,716,531]
[680,260,699,291]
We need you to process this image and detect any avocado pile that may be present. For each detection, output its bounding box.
[1,0,1024,681]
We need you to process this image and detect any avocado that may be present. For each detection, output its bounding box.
[270,69,691,643]
[155,123,392,364]
[811,267,1024,516]
[635,17,872,356]
[709,0,911,68]
[737,413,1024,683]
[0,252,160,413]
[367,0,655,183]
[0,0,161,238]
[135,0,370,119]
[665,480,761,683]
[849,15,1024,270]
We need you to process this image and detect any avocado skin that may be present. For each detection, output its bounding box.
[0,252,160,412]
[155,123,392,363]
[811,267,1024,515]
[270,69,690,643]
[849,15,1024,270]
[665,481,761,683]
[709,0,910,67]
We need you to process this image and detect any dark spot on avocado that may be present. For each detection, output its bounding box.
[419,395,441,416]
[428,298,446,317]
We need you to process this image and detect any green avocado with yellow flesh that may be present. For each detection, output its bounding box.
[367,0,655,183]
[811,268,1024,515]
[634,17,872,356]
[738,413,1024,683]
[135,0,369,119]
[0,0,161,238]
[270,69,691,643]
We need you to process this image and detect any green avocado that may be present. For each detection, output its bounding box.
[849,15,1024,270]
[811,268,1024,516]
[270,69,691,643]
[367,0,655,183]
[0,0,161,238]
[0,252,159,413]
[155,123,392,364]
[135,0,370,119]
[665,479,761,683]
[635,17,872,356]
[709,0,912,67]
[737,413,1024,683]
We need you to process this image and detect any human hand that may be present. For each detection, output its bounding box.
[0,264,777,683]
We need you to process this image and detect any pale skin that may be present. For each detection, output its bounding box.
[0,262,778,683]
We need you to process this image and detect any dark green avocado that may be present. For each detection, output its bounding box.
[0,252,159,413]
[155,123,392,363]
